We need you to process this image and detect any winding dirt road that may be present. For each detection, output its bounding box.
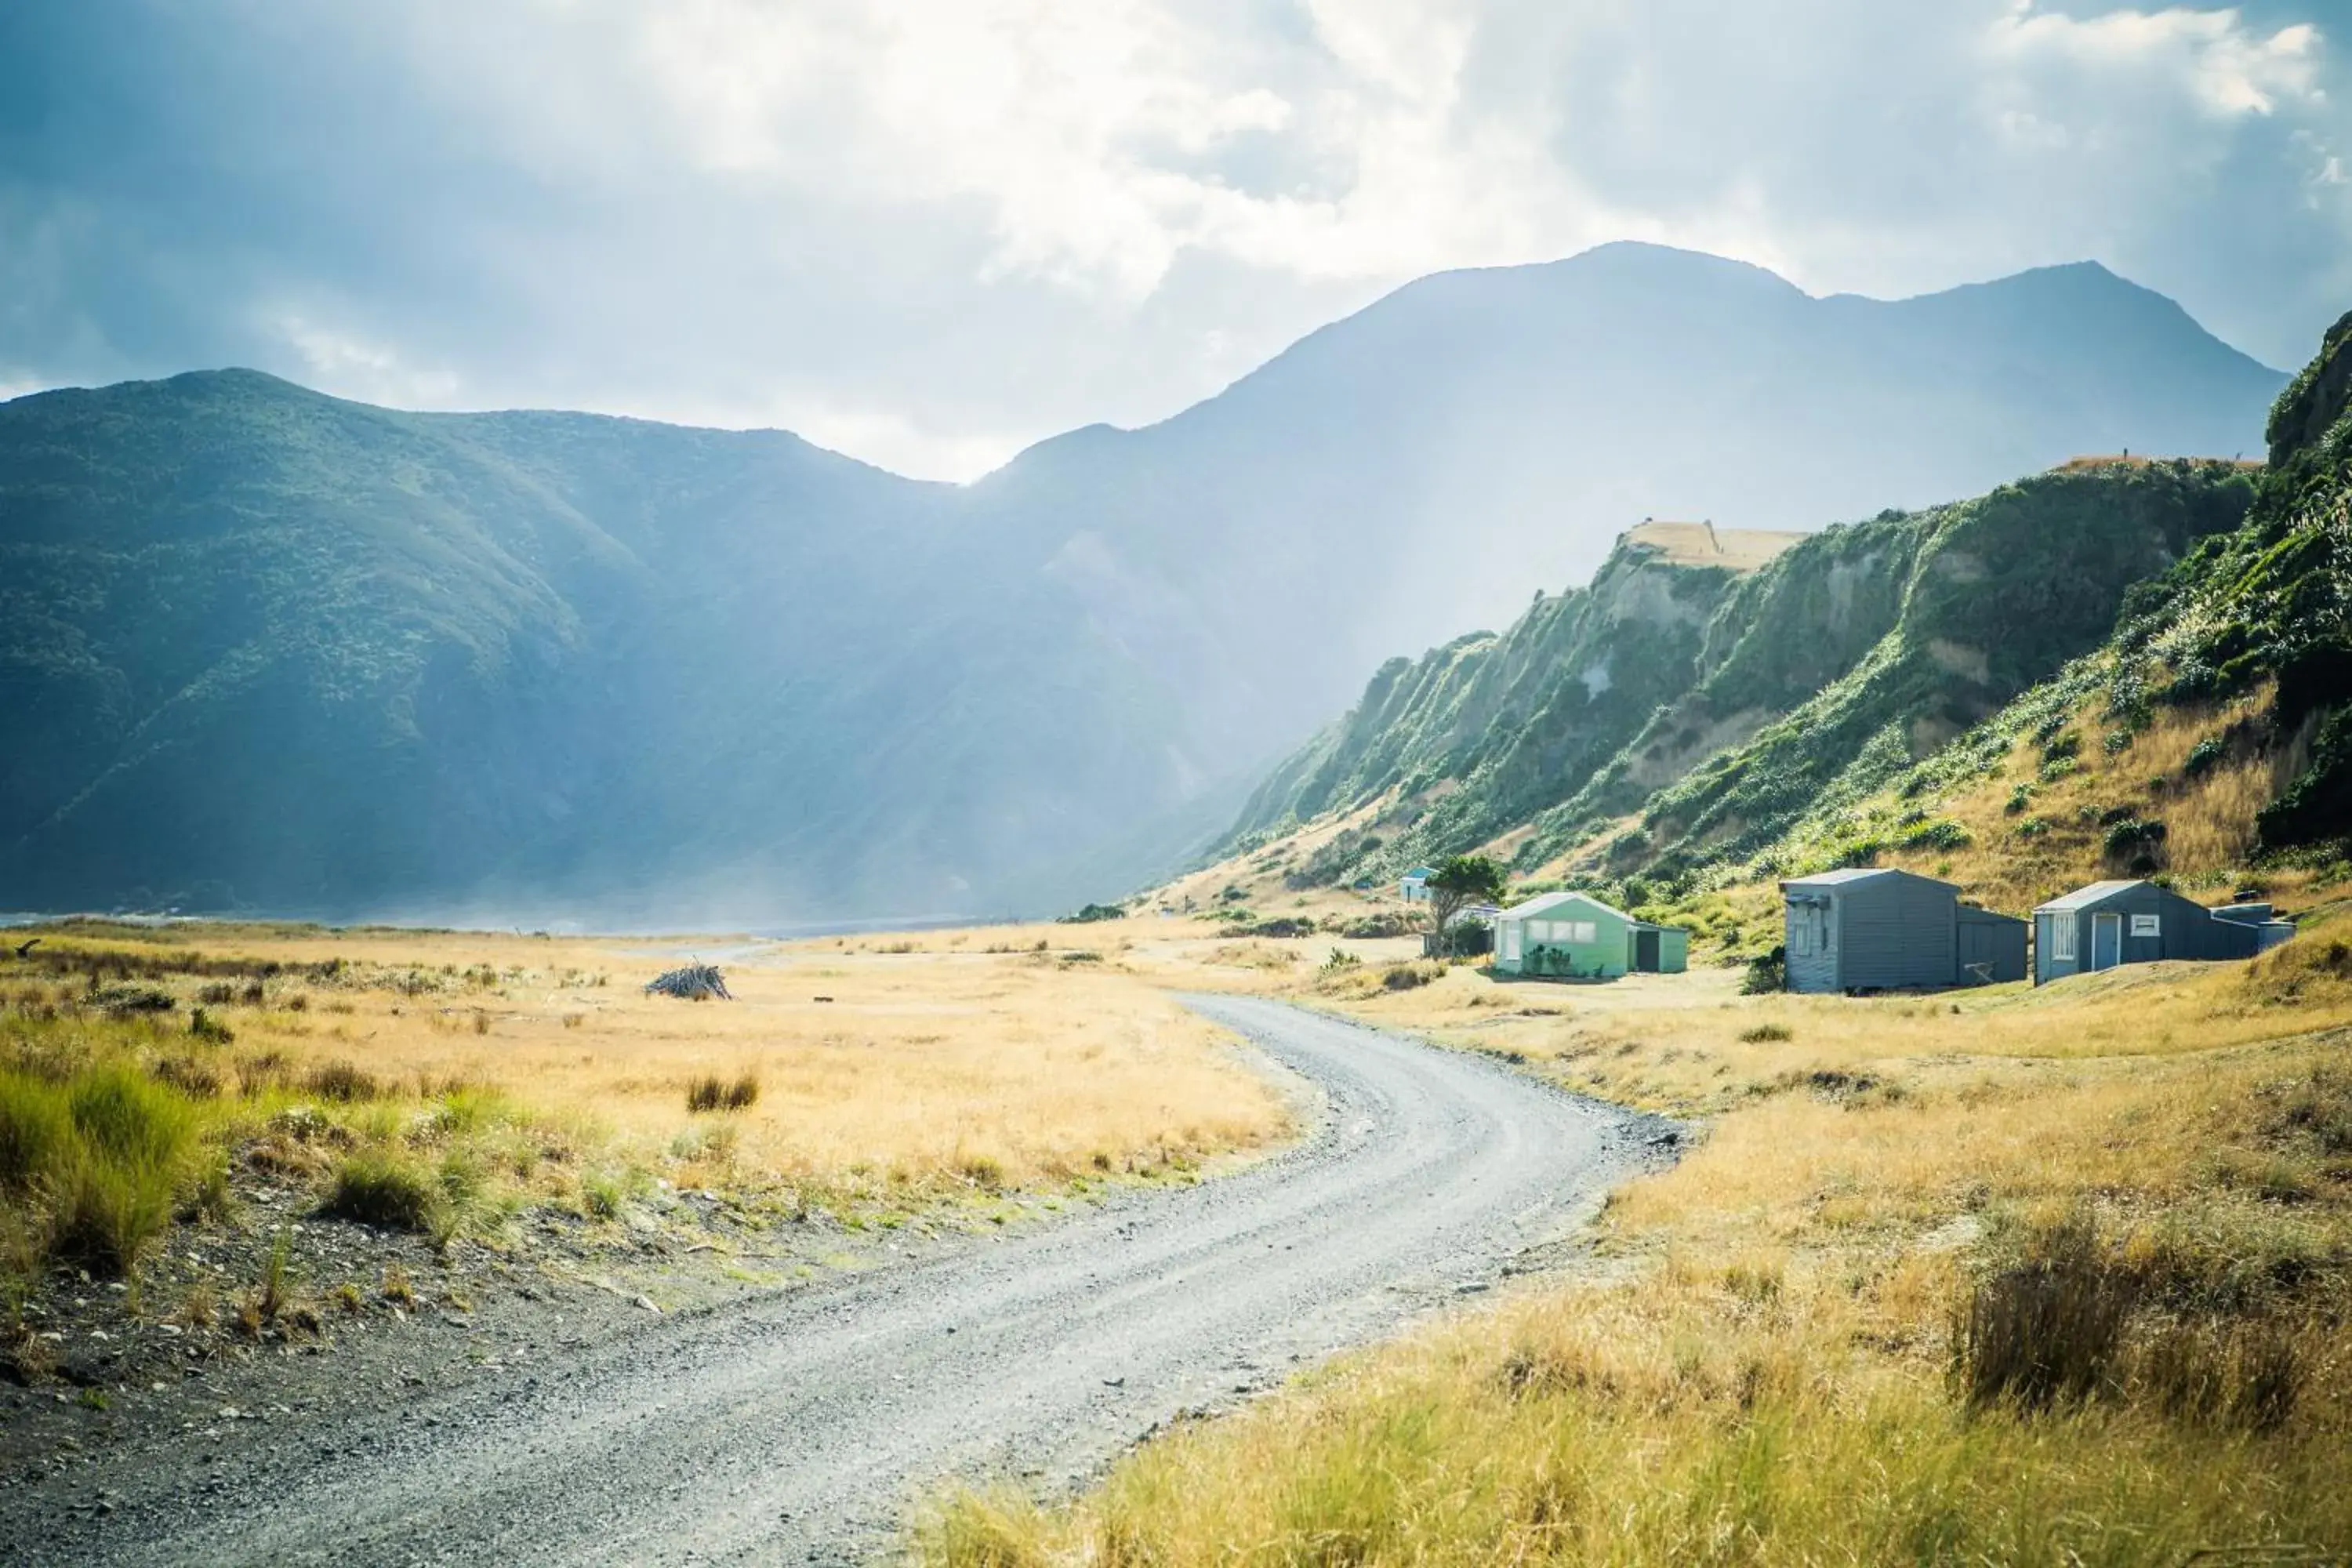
[8,996,1666,1566]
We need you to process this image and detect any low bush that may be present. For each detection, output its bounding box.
[1738,1022,1793,1044]
[1380,960,1443,992]
[1740,946,1787,994]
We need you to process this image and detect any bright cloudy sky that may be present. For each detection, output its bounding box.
[2,1,2346,478]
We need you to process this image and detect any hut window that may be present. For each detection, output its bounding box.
[1790,902,1821,956]
[1566,920,1598,944]
[2130,914,2160,938]
[2049,918,2077,961]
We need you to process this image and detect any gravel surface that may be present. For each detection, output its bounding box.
[2,995,1674,1566]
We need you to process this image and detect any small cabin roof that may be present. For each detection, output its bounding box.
[1780,866,1954,892]
[1499,889,1628,923]
[2034,879,2147,913]
[1401,866,1436,880]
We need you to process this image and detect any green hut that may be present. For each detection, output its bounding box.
[1494,891,1686,978]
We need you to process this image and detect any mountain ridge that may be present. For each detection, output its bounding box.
[0,245,2293,923]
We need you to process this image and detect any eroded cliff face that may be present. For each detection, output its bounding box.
[1225,460,2260,891]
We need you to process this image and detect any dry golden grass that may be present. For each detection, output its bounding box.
[1867,684,2332,913]
[2,921,1290,1207]
[920,913,2352,1566]
[1623,520,1807,571]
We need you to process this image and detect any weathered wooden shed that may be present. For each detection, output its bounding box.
[2031,880,2267,985]
[1781,867,2026,993]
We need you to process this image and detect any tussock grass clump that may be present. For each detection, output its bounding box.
[956,1152,1006,1191]
[0,1063,202,1276]
[151,1054,223,1098]
[0,1071,75,1191]
[1952,1216,2133,1411]
[303,1059,381,1102]
[1381,960,1443,992]
[1737,1022,1793,1044]
[581,1170,627,1220]
[321,1152,441,1232]
[686,1073,760,1113]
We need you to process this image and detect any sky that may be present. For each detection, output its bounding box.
[2,1,2347,481]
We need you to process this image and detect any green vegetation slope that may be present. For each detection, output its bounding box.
[1230,461,2261,891]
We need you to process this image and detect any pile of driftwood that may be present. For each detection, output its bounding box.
[644,963,731,1001]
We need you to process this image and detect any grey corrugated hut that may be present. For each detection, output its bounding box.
[2030,880,2282,985]
[1780,867,2026,994]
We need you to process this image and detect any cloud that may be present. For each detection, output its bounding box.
[1,1,2344,478]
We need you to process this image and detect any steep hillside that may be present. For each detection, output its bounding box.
[1737,307,2352,913]
[1231,525,1798,843]
[1225,463,2257,895]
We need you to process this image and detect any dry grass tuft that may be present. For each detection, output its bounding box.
[685,1073,760,1114]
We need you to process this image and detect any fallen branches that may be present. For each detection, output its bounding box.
[644,963,731,1001]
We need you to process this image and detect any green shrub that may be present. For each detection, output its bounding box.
[187,1007,234,1043]
[1740,947,1787,995]
[2003,783,2034,815]
[321,1152,441,1232]
[1897,818,1972,851]
[2184,735,2228,777]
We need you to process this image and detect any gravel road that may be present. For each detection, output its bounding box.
[5,995,1669,1566]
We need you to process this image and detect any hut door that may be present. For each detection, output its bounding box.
[2092,913,2122,971]
[1635,929,1660,971]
